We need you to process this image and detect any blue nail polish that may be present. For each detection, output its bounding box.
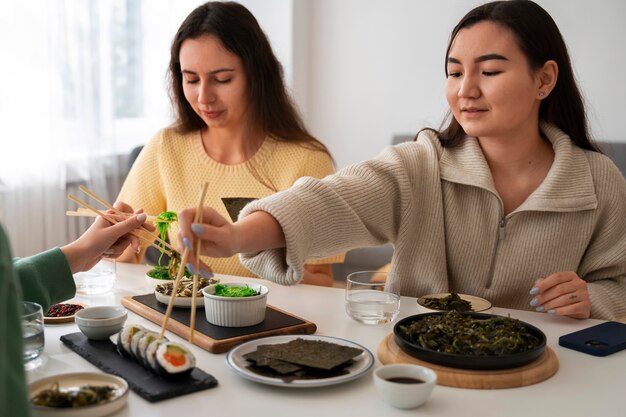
[530,297,540,307]
[186,263,198,275]
[529,287,540,295]
[535,306,545,312]
[200,269,214,279]
[547,309,556,315]
[183,237,193,251]
[191,223,204,235]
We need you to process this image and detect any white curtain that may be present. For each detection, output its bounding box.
[0,0,185,256]
[0,0,291,257]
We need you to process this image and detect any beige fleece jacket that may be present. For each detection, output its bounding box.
[240,124,626,320]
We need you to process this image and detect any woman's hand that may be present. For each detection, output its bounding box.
[178,207,240,259]
[529,271,591,319]
[178,207,286,269]
[61,202,155,273]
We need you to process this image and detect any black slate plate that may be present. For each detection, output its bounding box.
[393,312,547,370]
[61,332,218,402]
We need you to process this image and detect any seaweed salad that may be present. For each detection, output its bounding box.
[398,311,542,356]
[146,211,190,280]
[422,293,473,312]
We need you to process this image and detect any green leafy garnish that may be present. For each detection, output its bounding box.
[155,211,178,266]
[422,293,473,312]
[214,284,260,297]
[146,265,191,280]
[399,311,541,356]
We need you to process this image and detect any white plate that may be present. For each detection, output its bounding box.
[226,334,374,388]
[154,290,204,308]
[416,293,493,313]
[29,372,128,417]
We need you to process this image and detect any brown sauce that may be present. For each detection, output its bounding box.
[385,376,424,384]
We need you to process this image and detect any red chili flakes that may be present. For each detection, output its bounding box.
[46,303,84,317]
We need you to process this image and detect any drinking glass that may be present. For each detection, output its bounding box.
[345,271,400,325]
[74,258,117,295]
[22,301,45,370]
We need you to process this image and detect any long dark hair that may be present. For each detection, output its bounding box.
[436,0,599,152]
[168,1,329,155]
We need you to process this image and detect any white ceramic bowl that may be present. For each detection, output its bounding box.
[416,292,492,314]
[202,282,268,327]
[373,364,437,409]
[75,306,127,340]
[145,273,174,289]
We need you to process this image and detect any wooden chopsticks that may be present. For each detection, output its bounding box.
[67,194,175,257]
[159,182,209,341]
[78,185,176,251]
[189,183,208,342]
[66,207,170,223]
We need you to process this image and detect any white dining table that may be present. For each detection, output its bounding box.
[28,262,626,417]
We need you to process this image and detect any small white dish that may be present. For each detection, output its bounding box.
[44,303,88,324]
[373,364,437,409]
[75,306,127,340]
[202,282,268,327]
[154,290,204,308]
[226,334,375,388]
[416,293,492,314]
[29,372,128,417]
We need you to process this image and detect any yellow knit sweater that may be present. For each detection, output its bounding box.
[118,128,343,277]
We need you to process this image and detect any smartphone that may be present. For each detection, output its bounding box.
[559,321,626,357]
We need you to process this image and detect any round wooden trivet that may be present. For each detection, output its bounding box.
[377,333,559,389]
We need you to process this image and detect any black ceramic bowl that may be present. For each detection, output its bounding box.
[393,312,547,370]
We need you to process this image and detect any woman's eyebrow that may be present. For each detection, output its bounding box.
[181,68,235,75]
[447,53,509,65]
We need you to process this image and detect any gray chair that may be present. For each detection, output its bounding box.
[392,134,626,177]
[597,141,626,178]
[331,244,394,281]
[126,145,166,266]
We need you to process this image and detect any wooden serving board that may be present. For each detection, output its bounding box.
[378,333,559,389]
[121,294,316,354]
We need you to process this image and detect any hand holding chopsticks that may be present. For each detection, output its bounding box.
[66,187,177,257]
[160,182,209,341]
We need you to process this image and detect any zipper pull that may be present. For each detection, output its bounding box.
[498,218,506,240]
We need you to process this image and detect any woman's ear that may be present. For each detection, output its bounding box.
[536,60,558,99]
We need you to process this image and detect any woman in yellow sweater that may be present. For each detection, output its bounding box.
[117,2,342,286]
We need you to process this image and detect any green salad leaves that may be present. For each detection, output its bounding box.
[214,284,260,297]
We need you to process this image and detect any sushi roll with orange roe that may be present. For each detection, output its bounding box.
[145,337,169,372]
[154,342,196,378]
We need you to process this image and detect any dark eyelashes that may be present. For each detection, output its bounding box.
[184,78,232,84]
[445,71,502,78]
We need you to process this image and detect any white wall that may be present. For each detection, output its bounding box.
[293,0,626,169]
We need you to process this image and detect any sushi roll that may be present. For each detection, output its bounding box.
[129,329,149,361]
[145,337,169,372]
[117,324,145,358]
[154,342,196,378]
[136,331,163,367]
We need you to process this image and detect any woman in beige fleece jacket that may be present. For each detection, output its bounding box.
[177,1,626,321]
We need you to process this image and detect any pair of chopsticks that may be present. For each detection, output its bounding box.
[159,182,209,343]
[67,185,176,257]
[66,207,172,223]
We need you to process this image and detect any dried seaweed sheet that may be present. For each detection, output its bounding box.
[245,362,352,383]
[253,338,363,370]
[243,350,303,374]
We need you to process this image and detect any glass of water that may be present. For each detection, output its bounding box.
[22,301,45,370]
[74,258,117,295]
[345,271,400,325]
